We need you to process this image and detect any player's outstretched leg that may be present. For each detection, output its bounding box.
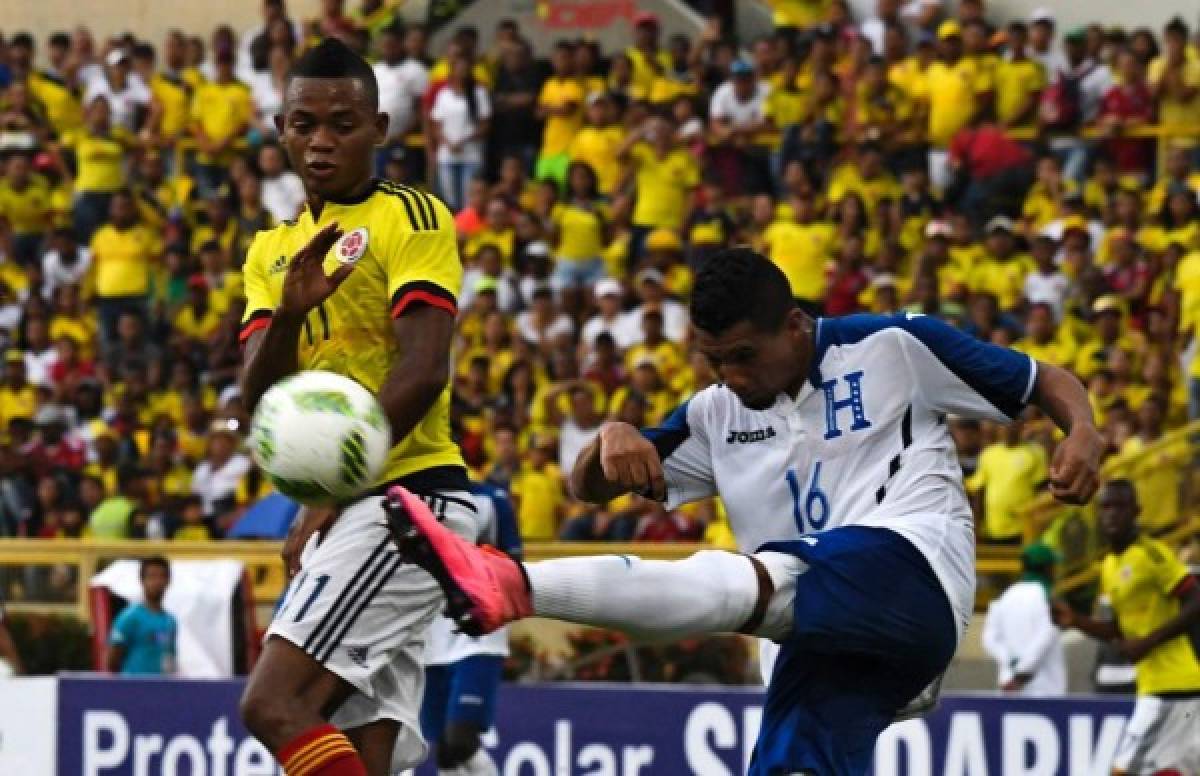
[384,486,799,641]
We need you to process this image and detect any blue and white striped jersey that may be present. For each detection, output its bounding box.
[644,313,1039,636]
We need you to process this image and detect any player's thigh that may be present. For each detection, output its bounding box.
[240,636,356,746]
[345,718,400,776]
[268,496,444,696]
[1139,697,1200,775]
[1112,696,1166,775]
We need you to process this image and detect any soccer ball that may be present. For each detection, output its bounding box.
[250,370,392,505]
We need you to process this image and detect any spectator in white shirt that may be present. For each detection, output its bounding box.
[84,49,151,132]
[861,0,903,55]
[42,229,92,299]
[709,59,772,196]
[1028,8,1066,75]
[615,268,688,347]
[581,277,626,348]
[982,543,1067,697]
[515,285,573,351]
[549,382,603,475]
[431,56,491,210]
[191,419,252,519]
[249,44,291,138]
[1024,235,1070,320]
[373,25,429,170]
[257,143,305,223]
[23,317,56,388]
[460,246,521,315]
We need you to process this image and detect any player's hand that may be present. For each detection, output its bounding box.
[1048,425,1104,505]
[598,422,666,501]
[282,506,338,578]
[278,222,354,318]
[1115,636,1156,663]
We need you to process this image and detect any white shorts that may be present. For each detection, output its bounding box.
[266,488,481,769]
[1113,694,1200,775]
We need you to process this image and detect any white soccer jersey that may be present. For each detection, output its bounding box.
[644,313,1039,637]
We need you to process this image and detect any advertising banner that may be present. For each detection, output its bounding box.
[0,677,57,774]
[56,676,1137,776]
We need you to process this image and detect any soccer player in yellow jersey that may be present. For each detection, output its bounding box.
[1056,480,1200,775]
[237,39,480,776]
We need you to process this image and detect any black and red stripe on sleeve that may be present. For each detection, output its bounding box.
[390,281,457,318]
[238,309,273,344]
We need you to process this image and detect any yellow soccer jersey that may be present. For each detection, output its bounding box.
[1102,537,1200,695]
[240,180,465,486]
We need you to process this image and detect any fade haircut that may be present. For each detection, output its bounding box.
[690,248,797,335]
[286,37,378,111]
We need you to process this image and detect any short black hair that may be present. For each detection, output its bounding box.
[691,248,797,335]
[286,37,378,110]
[10,32,34,51]
[1104,478,1139,504]
[140,555,171,578]
[49,32,71,49]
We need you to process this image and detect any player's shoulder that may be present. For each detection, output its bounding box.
[243,219,300,264]
[1133,536,1174,567]
[371,179,454,234]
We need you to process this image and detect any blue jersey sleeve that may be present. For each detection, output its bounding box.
[817,313,1037,419]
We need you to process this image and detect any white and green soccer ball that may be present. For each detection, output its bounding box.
[251,370,392,505]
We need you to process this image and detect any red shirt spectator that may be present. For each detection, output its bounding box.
[1098,53,1155,175]
[948,124,1033,179]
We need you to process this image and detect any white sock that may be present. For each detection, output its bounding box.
[527,550,776,641]
[439,748,497,776]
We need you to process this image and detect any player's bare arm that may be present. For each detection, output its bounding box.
[1029,361,1104,505]
[569,421,665,504]
[378,304,456,444]
[240,222,352,413]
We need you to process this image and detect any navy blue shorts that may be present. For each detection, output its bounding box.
[751,526,958,776]
[419,655,505,739]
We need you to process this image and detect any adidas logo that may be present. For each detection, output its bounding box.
[346,645,369,667]
[268,255,289,275]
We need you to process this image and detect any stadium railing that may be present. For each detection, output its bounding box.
[0,538,714,623]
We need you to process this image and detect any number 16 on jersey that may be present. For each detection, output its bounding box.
[786,461,830,534]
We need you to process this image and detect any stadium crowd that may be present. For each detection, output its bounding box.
[0,0,1196,554]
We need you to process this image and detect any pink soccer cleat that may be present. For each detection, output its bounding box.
[383,485,532,636]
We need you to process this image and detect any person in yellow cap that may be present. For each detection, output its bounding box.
[925,19,989,189]
[642,227,692,298]
[1074,295,1146,381]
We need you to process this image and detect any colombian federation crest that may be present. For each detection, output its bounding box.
[336,227,369,264]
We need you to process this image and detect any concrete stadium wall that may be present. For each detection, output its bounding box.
[3,0,1190,56]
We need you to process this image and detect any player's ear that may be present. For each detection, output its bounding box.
[273,112,285,136]
[373,112,389,144]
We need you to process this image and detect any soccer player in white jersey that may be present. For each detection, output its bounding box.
[384,248,1103,775]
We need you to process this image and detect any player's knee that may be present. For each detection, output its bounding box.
[437,724,481,768]
[238,686,290,744]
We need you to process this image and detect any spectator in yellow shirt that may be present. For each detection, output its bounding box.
[550,162,609,313]
[568,92,624,196]
[626,12,672,98]
[1149,18,1200,168]
[619,115,699,263]
[995,22,1046,131]
[0,153,53,263]
[967,414,1048,543]
[88,190,162,343]
[189,49,251,195]
[1014,303,1077,369]
[536,41,584,186]
[510,434,566,540]
[0,353,37,434]
[172,274,222,349]
[63,97,133,242]
[968,216,1034,311]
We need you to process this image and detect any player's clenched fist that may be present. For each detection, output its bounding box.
[279,222,353,318]
[598,421,667,501]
